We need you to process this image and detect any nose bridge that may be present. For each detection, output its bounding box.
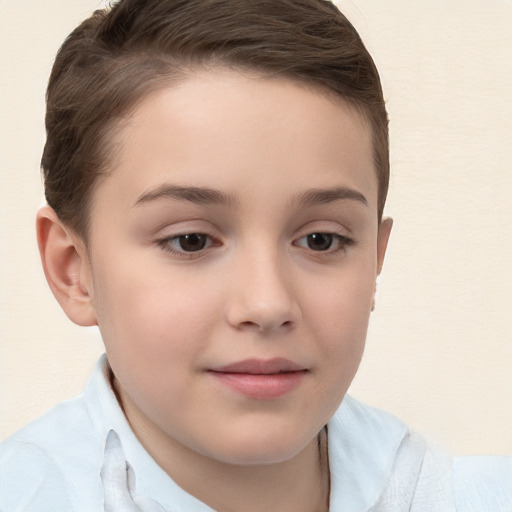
[226,239,300,332]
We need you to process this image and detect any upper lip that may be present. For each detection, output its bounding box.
[209,358,306,375]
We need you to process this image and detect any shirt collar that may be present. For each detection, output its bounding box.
[328,395,409,511]
[84,354,214,512]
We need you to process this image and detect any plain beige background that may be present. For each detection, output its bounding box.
[1,0,511,456]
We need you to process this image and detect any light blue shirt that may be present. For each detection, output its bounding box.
[1,355,510,511]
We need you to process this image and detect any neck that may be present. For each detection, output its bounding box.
[153,428,329,512]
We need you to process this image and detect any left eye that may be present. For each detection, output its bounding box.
[295,233,351,252]
[167,233,212,252]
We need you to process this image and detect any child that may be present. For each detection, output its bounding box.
[0,0,510,510]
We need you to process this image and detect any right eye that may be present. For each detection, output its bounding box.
[158,233,215,255]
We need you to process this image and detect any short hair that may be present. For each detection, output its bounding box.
[42,0,389,238]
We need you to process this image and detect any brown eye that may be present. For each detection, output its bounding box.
[176,233,209,252]
[295,232,353,253]
[306,233,334,251]
[157,232,218,257]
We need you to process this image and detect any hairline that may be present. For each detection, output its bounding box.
[70,63,382,245]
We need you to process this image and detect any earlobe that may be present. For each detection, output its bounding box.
[36,206,97,327]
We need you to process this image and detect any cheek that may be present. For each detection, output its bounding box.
[92,260,223,367]
[95,273,223,417]
[305,261,375,385]
[308,259,375,334]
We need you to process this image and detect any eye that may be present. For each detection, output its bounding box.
[174,233,209,252]
[158,233,215,255]
[295,232,353,252]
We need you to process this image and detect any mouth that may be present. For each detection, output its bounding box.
[207,358,308,399]
[210,358,307,375]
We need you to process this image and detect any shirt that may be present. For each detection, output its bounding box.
[1,355,511,511]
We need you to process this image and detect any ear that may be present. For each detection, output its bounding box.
[376,217,393,276]
[36,206,97,327]
[371,217,392,312]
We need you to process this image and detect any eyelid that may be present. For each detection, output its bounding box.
[292,219,355,253]
[293,220,353,239]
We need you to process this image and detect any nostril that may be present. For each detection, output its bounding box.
[238,320,259,330]
[236,319,294,333]
[225,287,301,332]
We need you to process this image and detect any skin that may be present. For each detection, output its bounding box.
[38,70,392,512]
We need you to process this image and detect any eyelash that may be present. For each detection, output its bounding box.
[156,231,354,259]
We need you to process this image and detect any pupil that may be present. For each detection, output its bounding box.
[307,233,333,251]
[179,234,207,252]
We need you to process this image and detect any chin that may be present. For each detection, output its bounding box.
[200,427,317,467]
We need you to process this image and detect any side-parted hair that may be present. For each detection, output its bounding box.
[42,0,389,238]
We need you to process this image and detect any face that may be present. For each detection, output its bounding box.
[82,70,390,468]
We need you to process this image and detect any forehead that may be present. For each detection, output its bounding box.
[93,70,377,218]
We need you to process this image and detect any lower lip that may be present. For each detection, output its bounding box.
[209,371,307,399]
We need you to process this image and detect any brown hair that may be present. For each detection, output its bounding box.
[42,0,389,238]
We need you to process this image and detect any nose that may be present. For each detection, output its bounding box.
[225,248,301,333]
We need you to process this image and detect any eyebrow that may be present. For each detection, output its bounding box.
[134,184,238,207]
[293,186,368,208]
[133,183,367,209]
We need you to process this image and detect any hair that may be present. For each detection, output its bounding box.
[42,0,389,238]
